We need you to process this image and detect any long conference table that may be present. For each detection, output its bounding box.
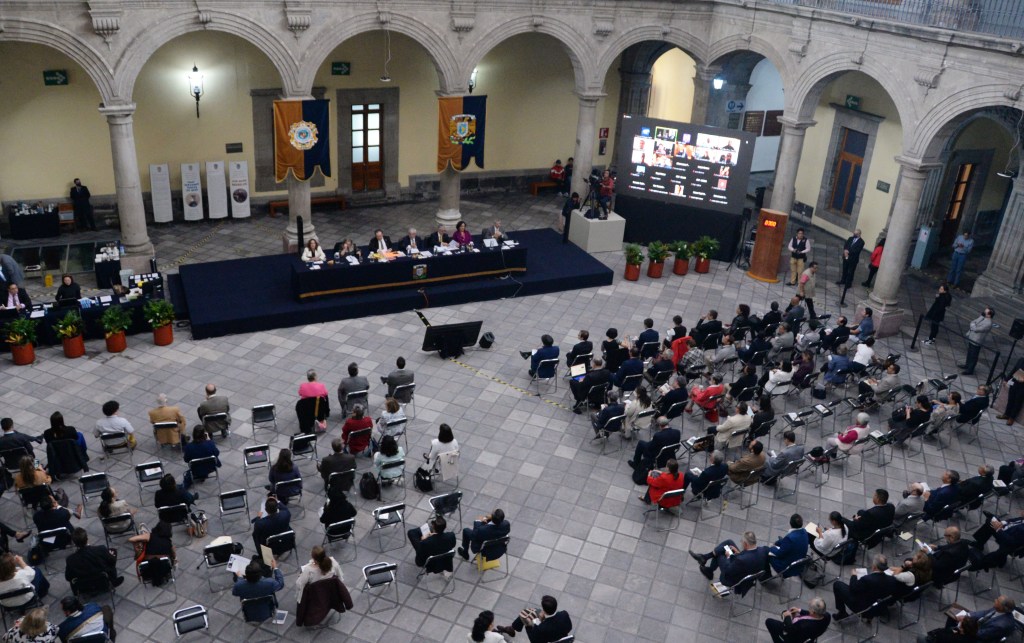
[291,240,528,301]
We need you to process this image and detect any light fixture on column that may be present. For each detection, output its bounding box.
[998,108,1023,178]
[712,77,725,90]
[468,67,478,94]
[188,64,204,118]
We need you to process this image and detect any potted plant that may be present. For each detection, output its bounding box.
[691,235,721,273]
[5,318,38,365]
[646,241,670,278]
[100,305,132,353]
[623,244,644,281]
[669,240,691,275]
[54,311,85,358]
[144,299,175,346]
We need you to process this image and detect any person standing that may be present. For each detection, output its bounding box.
[862,239,884,287]
[923,283,953,346]
[837,229,864,287]
[787,228,811,286]
[960,306,994,376]
[946,231,974,287]
[69,178,97,231]
[798,262,819,319]
[559,192,580,238]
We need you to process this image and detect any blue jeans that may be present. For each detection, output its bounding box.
[947,252,967,285]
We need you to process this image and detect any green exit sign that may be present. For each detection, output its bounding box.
[43,69,68,86]
[331,61,351,76]
[845,94,861,110]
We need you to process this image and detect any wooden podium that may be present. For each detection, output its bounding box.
[747,208,788,283]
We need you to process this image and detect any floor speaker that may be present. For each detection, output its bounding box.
[1011,318,1024,340]
[479,332,494,349]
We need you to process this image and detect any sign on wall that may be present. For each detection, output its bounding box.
[149,164,173,223]
[229,161,251,218]
[845,95,861,110]
[726,99,746,114]
[206,161,228,219]
[43,70,68,86]
[181,163,204,221]
[742,111,765,136]
[331,62,351,76]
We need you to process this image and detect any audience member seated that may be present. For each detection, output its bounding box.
[590,390,625,439]
[424,424,459,470]
[783,296,805,328]
[318,438,355,493]
[691,310,723,348]
[381,356,414,403]
[374,398,406,448]
[832,554,904,620]
[623,387,653,438]
[407,516,457,574]
[850,337,875,372]
[819,316,851,352]
[687,374,725,422]
[341,405,372,456]
[794,319,821,353]
[728,440,766,484]
[927,526,971,587]
[602,328,628,374]
[196,383,231,438]
[684,450,729,497]
[747,395,776,444]
[295,544,343,596]
[764,596,831,643]
[859,363,901,399]
[57,597,115,643]
[629,416,680,481]
[336,362,369,419]
[849,308,874,340]
[373,435,405,484]
[761,301,783,331]
[33,495,77,535]
[689,530,769,587]
[319,486,356,529]
[154,473,196,510]
[469,610,505,643]
[0,553,48,607]
[65,528,122,590]
[728,366,759,402]
[957,385,990,422]
[564,330,592,368]
[888,550,933,596]
[929,595,1015,643]
[677,339,705,375]
[148,393,187,446]
[97,487,136,534]
[570,357,610,413]
[822,346,852,386]
[299,369,329,400]
[664,315,688,349]
[640,458,684,505]
[809,511,848,557]
[252,496,292,552]
[930,392,962,428]
[923,470,961,520]
[645,350,675,385]
[458,509,510,561]
[738,333,771,365]
[268,449,301,505]
[762,431,804,485]
[129,520,177,572]
[769,323,796,361]
[0,418,42,459]
[826,412,870,454]
[233,558,285,623]
[611,347,643,389]
[844,489,895,543]
[894,483,925,522]
[521,335,559,378]
[182,426,221,488]
[657,375,689,419]
[792,351,817,390]
[727,304,751,339]
[94,400,136,449]
[763,360,794,395]
[769,514,810,576]
[958,465,995,504]
[890,395,932,435]
[43,413,88,478]
[13,455,50,493]
[968,510,1024,571]
[713,402,752,452]
[707,335,737,369]
[493,595,573,642]
[631,317,660,357]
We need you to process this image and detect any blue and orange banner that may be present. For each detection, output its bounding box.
[437,96,487,172]
[274,99,331,182]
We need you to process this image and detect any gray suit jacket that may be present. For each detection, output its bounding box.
[384,369,414,402]
[764,444,804,478]
[967,316,992,345]
[0,255,25,287]
[197,395,231,433]
[337,376,370,409]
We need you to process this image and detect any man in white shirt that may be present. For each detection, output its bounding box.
[94,400,136,449]
[850,337,875,373]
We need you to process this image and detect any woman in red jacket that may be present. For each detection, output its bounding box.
[641,459,684,505]
[862,239,884,287]
[341,404,373,455]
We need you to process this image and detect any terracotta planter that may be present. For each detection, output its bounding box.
[673,257,690,275]
[10,343,34,365]
[105,331,127,353]
[153,324,173,346]
[647,260,665,278]
[624,263,641,281]
[695,257,711,273]
[62,335,85,359]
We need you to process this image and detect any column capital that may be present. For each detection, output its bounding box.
[98,103,136,120]
[575,90,606,104]
[694,64,722,82]
[894,155,943,174]
[279,93,315,101]
[777,115,816,131]
[435,88,469,98]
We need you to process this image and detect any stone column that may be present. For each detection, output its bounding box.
[614,71,652,152]
[974,178,1024,299]
[436,164,461,228]
[690,65,720,126]
[280,95,316,252]
[98,104,154,269]
[864,157,941,337]
[573,91,605,196]
[769,116,815,215]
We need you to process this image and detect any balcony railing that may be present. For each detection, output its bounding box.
[760,0,1024,40]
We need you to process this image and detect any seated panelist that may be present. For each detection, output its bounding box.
[452,221,473,248]
[427,225,450,248]
[301,239,326,262]
[368,229,392,253]
[398,228,425,254]
[333,238,362,261]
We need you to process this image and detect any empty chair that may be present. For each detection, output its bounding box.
[172,605,209,637]
[429,491,463,529]
[370,503,406,552]
[251,404,277,437]
[290,433,318,462]
[219,489,250,527]
[243,444,270,483]
[267,530,298,562]
[135,461,164,500]
[361,562,399,613]
[137,556,176,607]
[78,473,109,517]
[200,540,238,592]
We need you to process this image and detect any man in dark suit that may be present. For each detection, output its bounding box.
[381,356,415,402]
[690,530,769,590]
[958,464,994,507]
[934,595,1016,643]
[611,347,643,389]
[928,525,971,586]
[684,449,728,496]
[764,597,831,643]
[458,508,510,561]
[832,554,904,619]
[564,330,593,368]
[844,489,895,542]
[397,227,425,254]
[629,416,680,472]
[633,318,660,358]
[783,297,805,328]
[924,470,961,520]
[367,229,392,252]
[251,496,291,551]
[970,510,1024,571]
[2,282,30,312]
[570,357,610,412]
[657,375,689,418]
[0,418,43,459]
[521,335,559,378]
[769,514,810,575]
[692,310,723,349]
[819,316,851,352]
[232,558,284,623]
[317,438,356,492]
[496,594,573,642]
[644,349,674,385]
[426,224,450,248]
[590,390,625,437]
[838,229,865,288]
[407,516,457,573]
[196,383,231,438]
[957,385,990,423]
[65,527,123,589]
[33,496,75,535]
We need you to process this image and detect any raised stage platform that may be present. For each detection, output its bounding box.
[177,228,614,340]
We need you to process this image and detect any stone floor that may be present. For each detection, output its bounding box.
[2,191,1023,642]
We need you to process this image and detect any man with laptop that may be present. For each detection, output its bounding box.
[570,357,610,414]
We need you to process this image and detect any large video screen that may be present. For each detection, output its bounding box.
[616,114,756,214]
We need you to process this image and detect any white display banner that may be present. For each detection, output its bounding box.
[229,161,251,218]
[149,164,173,223]
[181,162,204,221]
[205,161,228,219]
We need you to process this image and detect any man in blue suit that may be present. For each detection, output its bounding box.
[633,318,660,358]
[522,335,559,378]
[690,531,769,592]
[923,470,961,520]
[232,558,285,623]
[933,595,1016,643]
[684,449,729,497]
[252,496,291,552]
[832,554,904,619]
[612,347,644,390]
[769,514,810,576]
[458,508,511,561]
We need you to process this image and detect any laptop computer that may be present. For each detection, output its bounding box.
[570,363,588,382]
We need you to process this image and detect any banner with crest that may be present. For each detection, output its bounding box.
[437,96,487,172]
[274,99,331,182]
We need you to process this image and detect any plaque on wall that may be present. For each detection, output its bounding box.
[763,110,784,137]
[743,111,765,136]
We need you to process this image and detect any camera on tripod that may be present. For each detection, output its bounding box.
[587,169,601,187]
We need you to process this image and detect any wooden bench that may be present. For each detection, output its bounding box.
[268,195,346,217]
[529,180,558,196]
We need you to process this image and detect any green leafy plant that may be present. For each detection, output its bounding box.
[691,235,721,260]
[143,299,175,329]
[646,241,670,262]
[624,244,644,266]
[5,318,38,346]
[100,305,132,337]
[668,241,691,259]
[54,311,84,340]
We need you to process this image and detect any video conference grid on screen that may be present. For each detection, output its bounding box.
[618,114,756,213]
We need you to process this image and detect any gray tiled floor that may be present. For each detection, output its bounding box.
[3,192,1023,642]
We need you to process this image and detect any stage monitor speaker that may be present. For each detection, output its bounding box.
[479,332,494,349]
[1011,318,1024,340]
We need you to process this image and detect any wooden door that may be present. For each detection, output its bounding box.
[939,163,975,248]
[351,104,382,192]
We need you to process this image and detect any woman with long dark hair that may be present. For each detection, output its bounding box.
[468,610,504,642]
[268,449,302,504]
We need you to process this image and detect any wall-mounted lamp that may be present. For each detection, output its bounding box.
[188,64,204,118]
[712,77,725,90]
[468,67,478,94]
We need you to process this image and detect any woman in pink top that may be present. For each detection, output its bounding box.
[826,412,870,453]
[299,369,329,399]
[452,221,473,247]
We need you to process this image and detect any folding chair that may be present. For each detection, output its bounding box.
[643,488,685,532]
[251,404,277,438]
[135,461,164,503]
[590,412,625,454]
[153,422,181,449]
[531,358,560,393]
[36,527,72,572]
[68,633,110,643]
[267,529,298,562]
[99,430,133,463]
[762,555,812,604]
[200,541,237,592]
[342,389,369,417]
[618,373,643,398]
[187,456,220,491]
[685,477,727,520]
[896,581,932,629]
[137,556,177,607]
[429,491,463,529]
[202,412,230,439]
[18,485,52,526]
[219,489,250,528]
[804,539,849,587]
[415,548,456,598]
[376,458,406,501]
[430,450,460,490]
[173,605,209,637]
[654,442,680,468]
[953,409,985,444]
[383,417,408,450]
[361,562,399,613]
[347,427,375,459]
[393,383,416,418]
[272,478,304,516]
[585,383,609,410]
[832,595,893,641]
[240,594,280,636]
[327,468,356,494]
[714,571,763,617]
[0,586,40,629]
[370,503,406,552]
[563,352,593,378]
[101,513,139,549]
[474,535,511,583]
[0,447,27,486]
[724,466,764,509]
[157,504,192,545]
[771,459,804,501]
[680,435,713,469]
[925,373,958,396]
[79,472,110,517]
[639,341,660,360]
[243,445,270,484]
[70,574,117,606]
[322,518,356,563]
[289,433,318,463]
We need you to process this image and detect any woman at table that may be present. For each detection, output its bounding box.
[453,221,473,248]
[301,239,326,262]
[333,238,362,262]
[55,275,81,302]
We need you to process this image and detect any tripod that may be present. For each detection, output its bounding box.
[581,180,600,217]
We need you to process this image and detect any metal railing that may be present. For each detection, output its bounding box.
[760,0,1024,40]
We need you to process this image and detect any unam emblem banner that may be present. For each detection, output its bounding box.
[437,95,487,172]
[274,99,332,182]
